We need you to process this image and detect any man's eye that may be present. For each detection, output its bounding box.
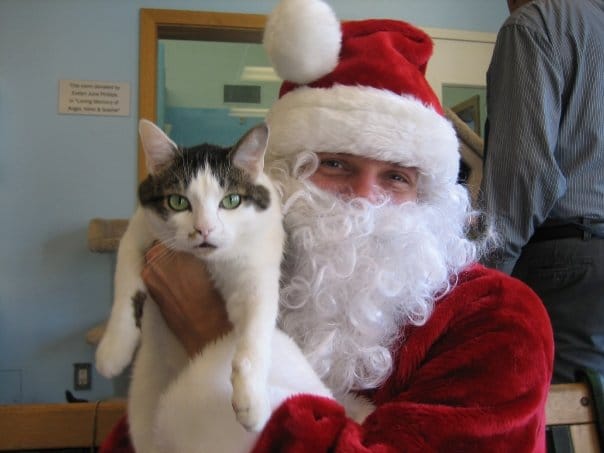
[167,194,190,211]
[390,173,409,183]
[321,159,344,169]
[220,193,241,209]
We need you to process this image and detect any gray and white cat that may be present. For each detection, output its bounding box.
[95,120,333,452]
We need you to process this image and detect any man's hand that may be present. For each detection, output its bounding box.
[142,243,233,356]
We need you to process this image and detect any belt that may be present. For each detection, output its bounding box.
[529,217,604,243]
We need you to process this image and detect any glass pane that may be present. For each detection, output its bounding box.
[442,84,486,138]
[157,39,282,148]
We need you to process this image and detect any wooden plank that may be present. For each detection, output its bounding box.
[546,382,596,425]
[569,423,601,453]
[138,8,159,183]
[0,400,126,450]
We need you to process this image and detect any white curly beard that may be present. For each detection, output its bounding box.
[269,154,479,398]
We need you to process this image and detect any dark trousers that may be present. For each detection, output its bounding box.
[512,237,604,383]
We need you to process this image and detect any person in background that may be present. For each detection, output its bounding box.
[102,0,553,450]
[480,0,604,383]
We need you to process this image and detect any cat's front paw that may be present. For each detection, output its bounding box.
[95,327,139,378]
[230,358,271,432]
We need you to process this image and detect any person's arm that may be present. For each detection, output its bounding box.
[251,266,554,452]
[480,20,565,273]
[141,243,233,356]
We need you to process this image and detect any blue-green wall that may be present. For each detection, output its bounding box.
[0,0,508,404]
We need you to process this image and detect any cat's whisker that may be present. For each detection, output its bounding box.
[147,241,178,266]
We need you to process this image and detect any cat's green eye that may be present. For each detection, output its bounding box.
[220,193,241,209]
[167,194,190,211]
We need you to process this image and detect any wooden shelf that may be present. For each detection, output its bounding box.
[88,218,128,253]
[0,400,126,451]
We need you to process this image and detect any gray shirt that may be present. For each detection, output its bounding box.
[480,0,604,273]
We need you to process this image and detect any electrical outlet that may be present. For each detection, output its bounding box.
[73,363,92,390]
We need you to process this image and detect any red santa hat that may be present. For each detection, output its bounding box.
[263,0,460,189]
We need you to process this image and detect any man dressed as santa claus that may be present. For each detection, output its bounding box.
[101,0,553,451]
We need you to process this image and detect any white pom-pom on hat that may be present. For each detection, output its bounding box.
[263,0,342,84]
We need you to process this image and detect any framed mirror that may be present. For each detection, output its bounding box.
[442,84,487,138]
[138,8,270,182]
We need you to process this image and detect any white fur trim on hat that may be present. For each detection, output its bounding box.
[263,0,341,84]
[266,85,460,185]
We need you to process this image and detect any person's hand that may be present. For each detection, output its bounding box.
[141,243,233,356]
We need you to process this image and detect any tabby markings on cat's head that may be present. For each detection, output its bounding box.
[137,120,272,256]
[138,141,271,219]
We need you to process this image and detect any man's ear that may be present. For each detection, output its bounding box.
[230,122,269,180]
[138,119,178,175]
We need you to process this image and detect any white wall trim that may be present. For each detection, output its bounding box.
[422,28,497,101]
[424,27,497,44]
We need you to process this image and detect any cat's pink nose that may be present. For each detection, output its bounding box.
[195,226,214,238]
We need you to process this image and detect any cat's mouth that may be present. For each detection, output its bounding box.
[197,242,217,249]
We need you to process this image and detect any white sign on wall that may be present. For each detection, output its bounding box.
[58,79,130,116]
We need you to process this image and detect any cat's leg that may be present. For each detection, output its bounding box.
[129,301,188,453]
[227,271,280,432]
[96,207,154,377]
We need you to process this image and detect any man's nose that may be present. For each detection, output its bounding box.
[350,172,381,203]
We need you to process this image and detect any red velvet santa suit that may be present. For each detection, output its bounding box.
[101,264,553,452]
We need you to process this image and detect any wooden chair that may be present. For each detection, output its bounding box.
[0,400,125,451]
[546,380,603,452]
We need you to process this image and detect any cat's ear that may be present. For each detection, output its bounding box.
[230,123,269,180]
[138,119,178,175]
